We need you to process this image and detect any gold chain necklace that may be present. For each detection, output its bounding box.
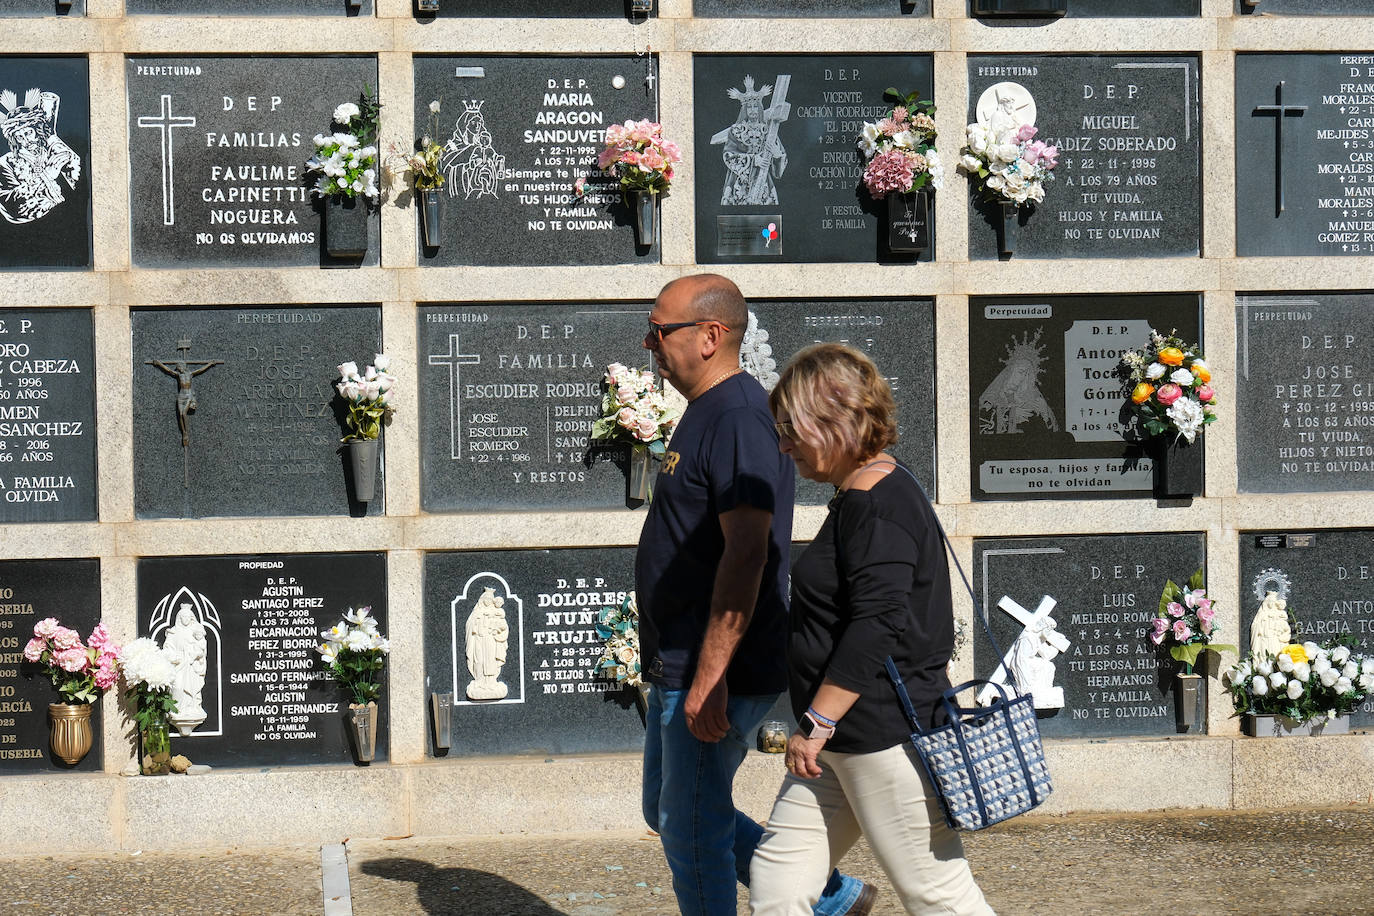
[701,367,741,395]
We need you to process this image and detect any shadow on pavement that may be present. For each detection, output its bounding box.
[360,857,564,915]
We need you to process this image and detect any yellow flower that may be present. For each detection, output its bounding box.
[1191,361,1211,383]
[1131,382,1155,404]
[1158,347,1185,366]
[1281,644,1308,664]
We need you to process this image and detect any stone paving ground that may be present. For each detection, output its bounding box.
[1,807,1372,915]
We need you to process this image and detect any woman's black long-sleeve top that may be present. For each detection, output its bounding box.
[787,462,956,754]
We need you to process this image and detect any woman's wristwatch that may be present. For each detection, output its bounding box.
[798,711,836,740]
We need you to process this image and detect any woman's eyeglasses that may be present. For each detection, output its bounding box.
[774,420,798,441]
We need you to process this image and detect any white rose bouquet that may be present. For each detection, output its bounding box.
[305,89,382,204]
[337,354,396,442]
[958,120,1058,207]
[120,637,179,773]
[1224,637,1373,724]
[591,362,679,457]
[317,606,390,706]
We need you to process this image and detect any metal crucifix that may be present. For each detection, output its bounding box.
[146,338,222,487]
[1253,80,1307,217]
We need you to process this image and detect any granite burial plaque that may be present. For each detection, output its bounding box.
[969,294,1201,500]
[425,548,641,757]
[696,0,928,17]
[1236,54,1374,257]
[126,56,380,268]
[966,55,1200,260]
[0,1,85,16]
[413,56,657,266]
[974,534,1206,739]
[1236,295,1374,493]
[973,0,1197,14]
[0,559,101,774]
[0,310,97,522]
[417,0,649,15]
[1239,0,1374,14]
[128,0,372,13]
[0,57,92,269]
[138,552,388,767]
[131,305,383,519]
[1239,530,1374,726]
[694,55,934,264]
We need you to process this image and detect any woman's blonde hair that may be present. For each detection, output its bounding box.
[769,343,898,462]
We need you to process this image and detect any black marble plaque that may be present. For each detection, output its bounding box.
[0,57,91,270]
[412,56,657,266]
[696,0,927,16]
[694,54,934,264]
[131,305,383,519]
[1,559,101,774]
[1239,530,1374,727]
[969,294,1201,500]
[417,0,650,15]
[0,310,97,522]
[1239,0,1374,14]
[966,55,1200,260]
[0,0,84,16]
[1236,54,1374,257]
[126,56,380,269]
[137,552,388,767]
[974,534,1207,739]
[424,547,642,757]
[128,0,371,13]
[1236,294,1374,493]
[973,0,1197,15]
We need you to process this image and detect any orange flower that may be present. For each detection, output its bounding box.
[1131,382,1155,404]
[1158,347,1185,366]
[1191,360,1211,383]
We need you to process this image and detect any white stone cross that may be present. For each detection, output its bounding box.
[429,333,482,459]
[137,94,197,227]
[977,594,1070,709]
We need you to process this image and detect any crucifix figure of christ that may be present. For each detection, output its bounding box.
[429,333,481,460]
[976,594,1070,710]
[1253,80,1307,217]
[146,339,223,486]
[137,94,197,227]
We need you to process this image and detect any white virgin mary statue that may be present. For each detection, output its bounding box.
[164,604,209,736]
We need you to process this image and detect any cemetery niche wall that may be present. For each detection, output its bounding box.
[0,559,101,774]
[0,309,98,523]
[137,552,388,767]
[694,54,935,264]
[0,57,92,270]
[966,55,1200,260]
[0,0,85,17]
[974,534,1207,739]
[412,55,660,266]
[971,0,1198,15]
[415,0,650,17]
[126,56,380,269]
[694,0,929,17]
[969,293,1201,500]
[1236,294,1374,493]
[1235,54,1374,257]
[423,547,641,757]
[1239,530,1374,727]
[126,0,372,14]
[130,304,384,519]
[1238,0,1374,15]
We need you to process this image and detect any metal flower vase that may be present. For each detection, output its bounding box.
[628,446,655,502]
[349,438,379,503]
[886,190,930,254]
[348,701,379,763]
[431,692,453,750]
[999,201,1021,256]
[420,188,443,249]
[141,720,172,775]
[1174,672,1202,730]
[632,190,657,250]
[48,703,93,765]
[1151,435,1202,499]
[324,195,369,258]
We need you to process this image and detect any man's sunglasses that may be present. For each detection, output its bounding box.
[645,318,731,345]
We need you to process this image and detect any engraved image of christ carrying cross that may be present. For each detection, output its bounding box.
[137,94,197,227]
[429,333,481,459]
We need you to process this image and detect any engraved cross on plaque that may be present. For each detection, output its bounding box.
[138,94,198,227]
[1253,80,1307,217]
[429,333,481,459]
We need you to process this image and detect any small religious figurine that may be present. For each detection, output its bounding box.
[465,586,510,700]
[163,604,209,736]
[1250,590,1291,662]
[1006,616,1066,709]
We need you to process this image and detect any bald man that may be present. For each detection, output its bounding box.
[635,275,874,915]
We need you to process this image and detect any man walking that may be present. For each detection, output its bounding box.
[635,274,874,916]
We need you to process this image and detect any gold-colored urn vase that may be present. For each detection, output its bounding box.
[48,702,94,765]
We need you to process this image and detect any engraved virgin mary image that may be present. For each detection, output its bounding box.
[441,100,505,201]
[713,76,790,206]
[465,586,510,700]
[0,88,82,225]
[979,329,1059,435]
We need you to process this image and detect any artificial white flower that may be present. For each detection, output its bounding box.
[1285,680,1304,700]
[373,353,391,372]
[1277,653,1295,673]
[1292,662,1311,683]
[1166,397,1205,443]
[1335,676,1353,694]
[319,643,338,665]
[960,153,982,172]
[1312,655,1332,675]
[1342,661,1360,679]
[1331,645,1351,665]
[1251,675,1269,696]
[1269,671,1287,689]
[1358,673,1374,691]
[1169,368,1195,386]
[429,100,441,114]
[1363,658,1374,676]
[1256,657,1274,677]
[1303,641,1320,657]
[1146,363,1166,380]
[1319,668,1340,688]
[333,102,361,124]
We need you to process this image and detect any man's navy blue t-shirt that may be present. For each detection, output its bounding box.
[634,371,794,695]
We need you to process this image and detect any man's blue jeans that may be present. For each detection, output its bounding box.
[642,685,866,916]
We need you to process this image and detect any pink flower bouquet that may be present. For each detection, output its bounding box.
[24,618,122,704]
[595,120,681,195]
[1150,570,1234,674]
[591,362,678,455]
[857,91,943,200]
